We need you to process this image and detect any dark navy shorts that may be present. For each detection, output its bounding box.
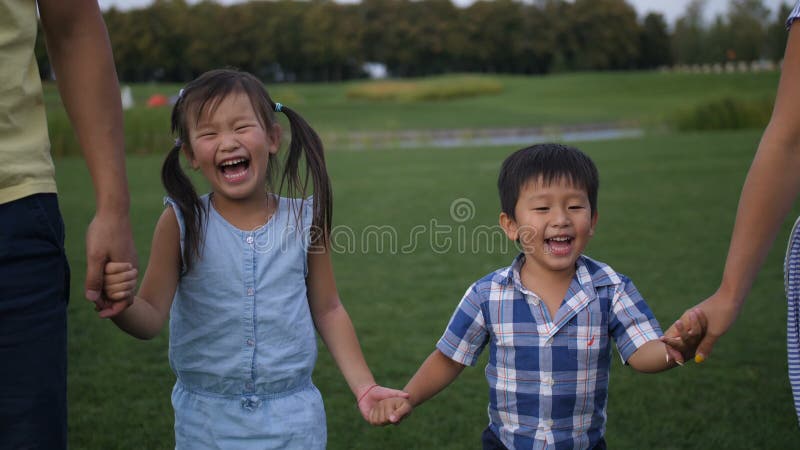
[0,194,69,449]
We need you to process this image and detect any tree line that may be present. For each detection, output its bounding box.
[34,0,795,83]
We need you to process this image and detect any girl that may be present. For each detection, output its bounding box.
[102,68,406,448]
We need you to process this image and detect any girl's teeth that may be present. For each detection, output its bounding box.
[220,158,246,167]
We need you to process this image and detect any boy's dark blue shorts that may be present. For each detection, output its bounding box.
[0,194,69,449]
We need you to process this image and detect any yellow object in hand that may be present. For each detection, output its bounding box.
[694,354,705,364]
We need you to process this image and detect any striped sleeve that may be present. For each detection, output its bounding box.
[436,283,490,366]
[788,1,800,29]
[785,216,800,425]
[608,276,662,363]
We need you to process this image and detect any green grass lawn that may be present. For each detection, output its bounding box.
[59,129,800,449]
[44,70,781,156]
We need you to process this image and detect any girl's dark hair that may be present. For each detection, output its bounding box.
[162,68,332,270]
[498,143,599,219]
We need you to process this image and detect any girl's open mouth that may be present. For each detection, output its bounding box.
[218,158,250,182]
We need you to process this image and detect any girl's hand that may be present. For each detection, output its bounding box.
[100,262,138,317]
[368,397,413,426]
[355,384,410,422]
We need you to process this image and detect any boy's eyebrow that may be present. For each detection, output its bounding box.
[520,190,588,201]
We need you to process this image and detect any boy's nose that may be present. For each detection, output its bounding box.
[551,208,570,225]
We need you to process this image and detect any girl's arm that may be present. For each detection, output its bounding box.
[110,208,182,339]
[306,247,407,418]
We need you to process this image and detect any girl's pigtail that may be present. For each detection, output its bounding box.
[276,105,332,248]
[161,142,204,271]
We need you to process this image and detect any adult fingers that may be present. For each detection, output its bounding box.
[694,333,720,363]
[97,295,133,319]
[84,244,105,303]
[693,307,709,332]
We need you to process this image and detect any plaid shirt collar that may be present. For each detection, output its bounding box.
[498,252,621,288]
[495,253,623,337]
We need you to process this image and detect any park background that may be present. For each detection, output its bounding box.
[40,0,800,448]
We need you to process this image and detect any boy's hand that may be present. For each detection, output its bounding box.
[661,308,708,364]
[100,262,138,318]
[356,384,410,422]
[368,397,413,426]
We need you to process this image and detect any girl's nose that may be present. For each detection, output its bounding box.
[219,133,238,151]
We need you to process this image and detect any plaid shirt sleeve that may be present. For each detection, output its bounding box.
[608,276,663,363]
[788,1,800,29]
[436,283,491,366]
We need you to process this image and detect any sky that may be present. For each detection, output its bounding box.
[97,0,794,26]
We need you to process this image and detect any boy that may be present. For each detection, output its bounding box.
[369,143,705,449]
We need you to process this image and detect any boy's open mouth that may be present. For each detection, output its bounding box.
[218,158,250,181]
[545,236,573,256]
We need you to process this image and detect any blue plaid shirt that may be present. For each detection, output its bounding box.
[436,254,662,450]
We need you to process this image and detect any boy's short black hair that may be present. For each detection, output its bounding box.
[498,143,599,219]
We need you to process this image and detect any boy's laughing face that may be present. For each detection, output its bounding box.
[500,176,597,278]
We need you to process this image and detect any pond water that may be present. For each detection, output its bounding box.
[325,124,644,150]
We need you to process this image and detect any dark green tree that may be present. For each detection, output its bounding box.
[766,2,794,61]
[638,12,673,68]
[727,0,771,61]
[672,0,710,64]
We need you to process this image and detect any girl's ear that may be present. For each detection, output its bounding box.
[589,210,599,236]
[182,144,199,170]
[499,212,519,241]
[267,123,282,154]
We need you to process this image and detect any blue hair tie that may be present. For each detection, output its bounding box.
[174,138,183,147]
[274,102,283,113]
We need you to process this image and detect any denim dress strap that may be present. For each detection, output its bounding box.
[785,214,800,426]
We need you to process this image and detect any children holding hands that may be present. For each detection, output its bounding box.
[368,144,706,449]
[101,69,704,449]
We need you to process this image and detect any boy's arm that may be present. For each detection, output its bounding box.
[629,309,707,372]
[109,208,181,339]
[370,349,465,425]
[306,247,408,420]
[404,349,466,407]
[627,341,677,373]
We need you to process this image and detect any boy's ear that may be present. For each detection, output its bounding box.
[182,145,199,170]
[267,123,282,154]
[589,210,599,236]
[499,212,519,241]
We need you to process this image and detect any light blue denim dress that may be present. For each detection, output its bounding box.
[166,194,326,449]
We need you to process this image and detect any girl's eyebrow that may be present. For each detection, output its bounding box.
[194,114,257,128]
